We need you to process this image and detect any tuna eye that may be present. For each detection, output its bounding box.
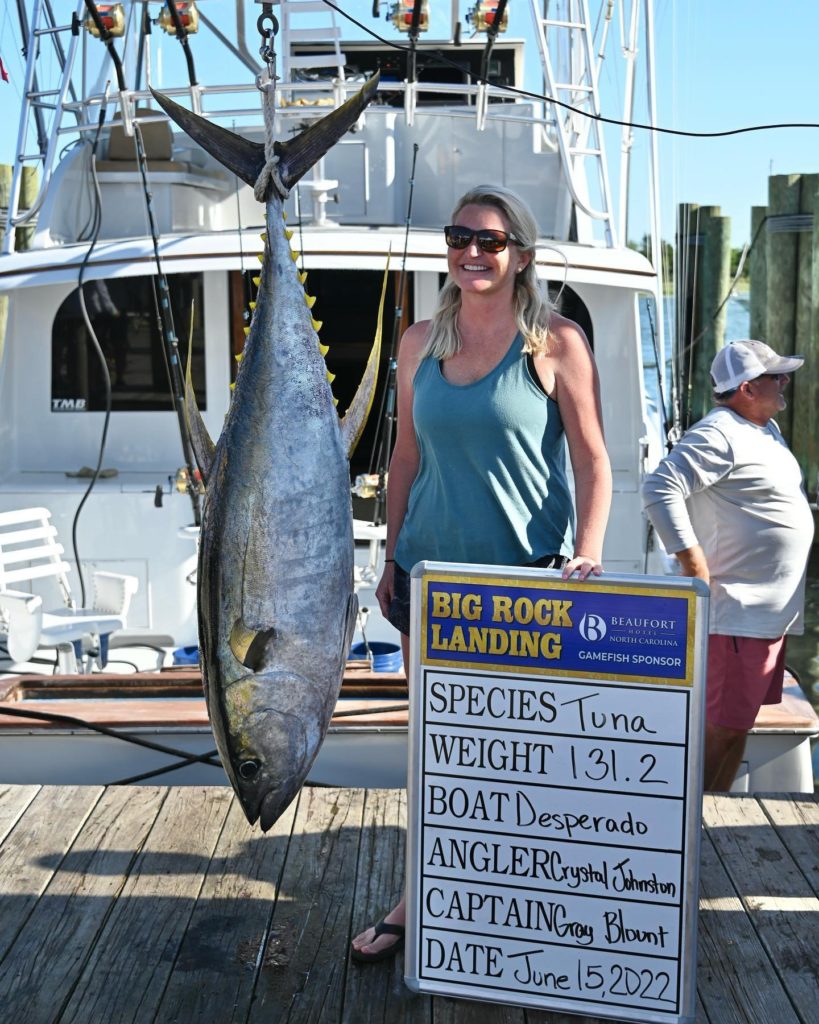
[239,759,260,780]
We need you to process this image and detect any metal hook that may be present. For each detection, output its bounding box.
[257,4,279,67]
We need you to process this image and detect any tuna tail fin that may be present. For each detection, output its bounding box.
[149,88,266,187]
[340,251,390,457]
[149,71,379,195]
[275,71,380,192]
[184,328,216,484]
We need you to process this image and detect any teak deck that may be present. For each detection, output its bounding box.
[0,786,816,1024]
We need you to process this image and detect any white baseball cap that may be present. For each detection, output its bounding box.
[710,340,804,393]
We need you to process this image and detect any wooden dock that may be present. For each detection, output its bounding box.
[0,786,816,1023]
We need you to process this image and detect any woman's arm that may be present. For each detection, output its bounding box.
[548,315,612,580]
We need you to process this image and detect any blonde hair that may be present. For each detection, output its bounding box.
[422,184,552,359]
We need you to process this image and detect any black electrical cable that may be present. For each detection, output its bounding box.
[0,704,222,770]
[70,94,115,608]
[323,0,819,139]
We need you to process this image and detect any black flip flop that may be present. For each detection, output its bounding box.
[350,918,405,963]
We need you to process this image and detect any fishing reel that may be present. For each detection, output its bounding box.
[467,1,509,34]
[157,1,200,35]
[81,3,126,37]
[372,1,429,33]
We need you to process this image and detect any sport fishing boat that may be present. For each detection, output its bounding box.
[0,1,815,792]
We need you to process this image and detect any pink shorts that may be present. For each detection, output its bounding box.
[706,634,787,731]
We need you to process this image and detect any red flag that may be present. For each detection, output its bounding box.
[0,57,9,83]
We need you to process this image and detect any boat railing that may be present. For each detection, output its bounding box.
[57,77,559,138]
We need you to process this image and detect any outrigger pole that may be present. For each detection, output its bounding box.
[370,142,420,527]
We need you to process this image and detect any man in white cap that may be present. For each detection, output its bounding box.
[642,340,814,790]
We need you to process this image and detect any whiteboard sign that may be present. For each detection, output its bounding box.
[405,563,708,1024]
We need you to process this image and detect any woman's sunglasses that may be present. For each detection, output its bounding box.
[444,225,521,254]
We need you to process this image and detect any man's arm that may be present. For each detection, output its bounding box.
[641,422,734,583]
[673,544,710,584]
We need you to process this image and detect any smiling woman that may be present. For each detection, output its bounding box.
[350,183,613,962]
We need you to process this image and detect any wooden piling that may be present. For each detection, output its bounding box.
[676,202,731,427]
[749,205,767,341]
[765,175,801,361]
[790,174,818,482]
[801,181,819,499]
[15,165,39,251]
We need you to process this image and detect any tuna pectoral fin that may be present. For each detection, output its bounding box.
[340,253,390,457]
[275,72,380,192]
[149,88,266,188]
[185,336,215,483]
[229,619,276,672]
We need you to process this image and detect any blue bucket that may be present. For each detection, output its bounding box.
[173,645,200,666]
[348,641,403,673]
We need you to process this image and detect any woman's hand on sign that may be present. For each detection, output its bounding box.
[562,554,604,581]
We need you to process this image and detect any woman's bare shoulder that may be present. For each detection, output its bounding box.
[548,312,591,353]
[401,319,432,350]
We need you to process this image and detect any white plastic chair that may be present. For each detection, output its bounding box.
[0,507,138,673]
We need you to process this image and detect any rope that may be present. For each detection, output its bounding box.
[253,69,284,202]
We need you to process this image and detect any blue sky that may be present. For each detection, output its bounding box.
[1,1,818,247]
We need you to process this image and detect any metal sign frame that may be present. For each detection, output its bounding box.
[404,562,709,1024]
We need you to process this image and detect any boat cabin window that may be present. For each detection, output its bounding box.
[550,284,593,348]
[51,274,206,412]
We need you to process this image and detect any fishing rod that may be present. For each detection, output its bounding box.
[81,0,126,92]
[476,0,508,85]
[133,121,202,525]
[163,0,198,87]
[369,142,420,527]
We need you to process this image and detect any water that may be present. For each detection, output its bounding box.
[640,294,819,788]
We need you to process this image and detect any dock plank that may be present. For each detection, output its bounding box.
[696,824,800,1024]
[247,786,366,1024]
[0,787,815,1023]
[0,783,39,842]
[0,786,166,1023]
[0,785,104,962]
[704,794,819,1023]
[758,794,819,898]
[57,786,234,1024]
[343,787,429,1024]
[153,794,299,1024]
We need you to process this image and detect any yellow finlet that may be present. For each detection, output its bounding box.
[319,342,329,357]
[230,382,236,391]
[249,301,256,311]
[252,276,260,287]
[285,228,294,241]
[257,253,264,264]
[326,370,336,384]
[260,232,267,242]
[235,352,243,363]
[243,326,250,337]
[312,318,323,331]
[299,271,308,285]
[304,294,317,309]
[290,250,299,263]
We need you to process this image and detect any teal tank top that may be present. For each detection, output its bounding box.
[394,333,575,571]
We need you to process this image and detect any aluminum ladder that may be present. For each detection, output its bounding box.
[528,0,618,246]
[270,0,347,96]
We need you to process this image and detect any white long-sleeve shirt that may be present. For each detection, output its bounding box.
[642,407,814,637]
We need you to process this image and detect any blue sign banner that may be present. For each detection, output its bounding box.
[420,572,696,684]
